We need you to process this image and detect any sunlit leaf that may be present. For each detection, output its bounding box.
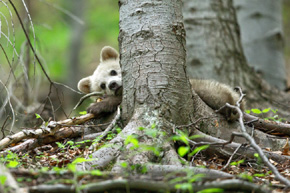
[189,145,209,156]
[0,175,7,185]
[178,146,190,157]
[251,109,262,114]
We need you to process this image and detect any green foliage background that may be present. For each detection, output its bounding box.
[0,0,119,80]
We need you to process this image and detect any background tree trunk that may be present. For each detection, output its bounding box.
[119,0,194,125]
[183,0,250,88]
[66,0,85,103]
[234,0,286,90]
[183,0,290,113]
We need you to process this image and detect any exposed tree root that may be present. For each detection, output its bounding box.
[192,129,290,163]
[0,164,20,193]
[29,179,271,193]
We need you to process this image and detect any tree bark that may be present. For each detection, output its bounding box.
[234,0,286,90]
[119,0,194,125]
[183,0,249,87]
[183,0,290,114]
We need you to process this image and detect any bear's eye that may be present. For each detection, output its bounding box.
[100,83,106,90]
[110,70,117,76]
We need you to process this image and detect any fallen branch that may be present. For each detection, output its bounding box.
[244,113,290,135]
[5,126,87,152]
[0,113,95,151]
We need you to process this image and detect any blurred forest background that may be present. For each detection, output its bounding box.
[0,0,119,129]
[0,0,290,131]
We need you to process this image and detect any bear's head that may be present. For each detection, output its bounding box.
[78,46,121,96]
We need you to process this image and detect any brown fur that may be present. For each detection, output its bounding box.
[87,87,122,117]
[190,79,245,121]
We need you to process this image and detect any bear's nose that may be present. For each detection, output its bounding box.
[109,82,118,90]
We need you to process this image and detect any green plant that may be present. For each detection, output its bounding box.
[246,108,285,122]
[0,175,7,185]
[168,170,205,193]
[230,159,244,166]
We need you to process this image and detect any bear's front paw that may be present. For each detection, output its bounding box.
[87,103,105,116]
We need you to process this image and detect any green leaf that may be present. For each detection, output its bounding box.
[178,146,190,157]
[188,173,205,183]
[175,183,192,191]
[271,109,278,113]
[72,157,94,164]
[197,188,224,193]
[253,173,265,177]
[0,175,7,185]
[251,109,262,114]
[79,111,87,115]
[7,161,19,168]
[91,170,102,176]
[262,108,271,113]
[239,173,253,182]
[125,135,139,148]
[138,127,145,131]
[67,164,76,172]
[189,135,202,140]
[230,159,244,166]
[145,129,158,138]
[245,110,251,114]
[116,127,122,133]
[120,162,128,168]
[40,167,49,172]
[35,113,41,119]
[189,145,209,156]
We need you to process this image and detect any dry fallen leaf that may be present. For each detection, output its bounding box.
[281,138,290,155]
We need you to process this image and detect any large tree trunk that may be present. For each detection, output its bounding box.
[119,0,194,125]
[80,0,227,172]
[234,0,286,90]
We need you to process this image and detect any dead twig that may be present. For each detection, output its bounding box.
[226,88,290,187]
[221,143,244,171]
[73,91,104,110]
[89,106,121,151]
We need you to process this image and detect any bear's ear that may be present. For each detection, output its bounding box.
[78,77,91,94]
[100,46,119,62]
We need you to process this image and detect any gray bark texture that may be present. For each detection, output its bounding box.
[234,0,286,90]
[182,0,290,150]
[119,0,194,125]
[183,0,290,113]
[183,0,248,87]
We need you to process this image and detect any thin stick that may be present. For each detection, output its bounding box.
[73,91,104,110]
